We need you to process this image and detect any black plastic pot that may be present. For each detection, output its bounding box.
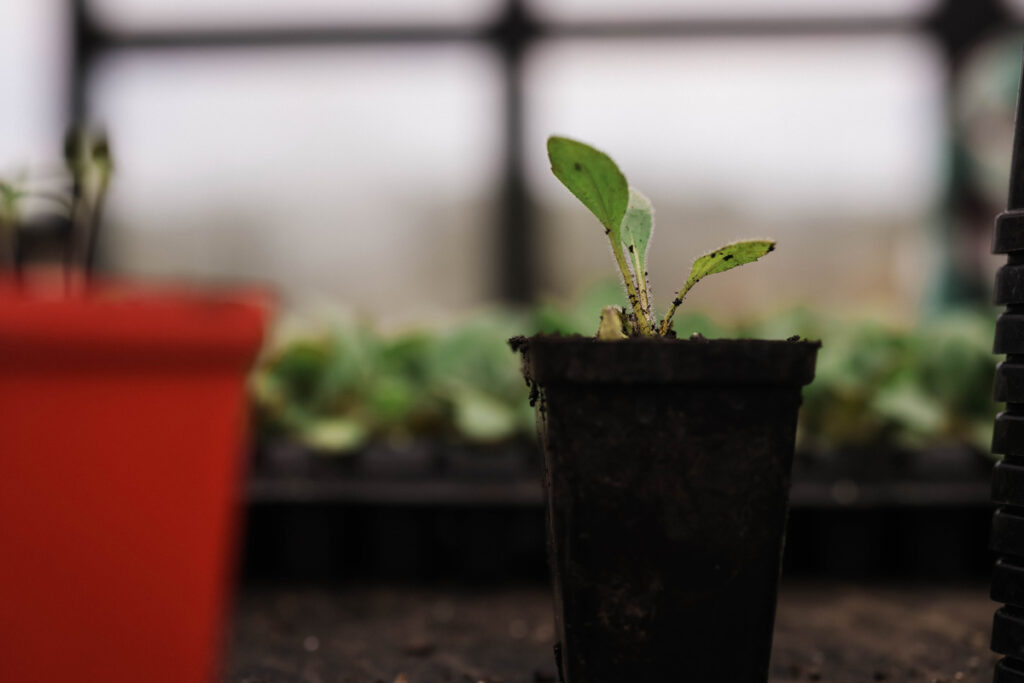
[990,369,1024,679]
[990,53,1024,683]
[997,656,1024,683]
[512,335,819,683]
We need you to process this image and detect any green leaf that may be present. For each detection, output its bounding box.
[450,385,519,443]
[688,239,775,284]
[0,182,25,207]
[298,417,369,453]
[620,188,653,275]
[660,239,776,334]
[547,136,629,238]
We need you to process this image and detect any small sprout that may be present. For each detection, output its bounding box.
[597,306,628,340]
[1,125,113,273]
[547,136,776,338]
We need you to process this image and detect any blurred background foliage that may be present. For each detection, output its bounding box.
[252,281,998,457]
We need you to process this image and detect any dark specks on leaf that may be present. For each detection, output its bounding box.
[573,162,582,171]
[672,298,682,307]
[723,254,733,261]
[768,243,776,252]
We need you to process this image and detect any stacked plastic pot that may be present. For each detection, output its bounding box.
[991,55,1024,683]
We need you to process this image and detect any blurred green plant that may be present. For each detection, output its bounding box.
[0,126,112,274]
[252,313,537,453]
[738,308,998,454]
[252,293,998,456]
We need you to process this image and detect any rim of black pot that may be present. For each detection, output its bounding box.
[510,334,820,386]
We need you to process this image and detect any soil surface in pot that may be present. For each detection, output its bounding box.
[226,582,995,683]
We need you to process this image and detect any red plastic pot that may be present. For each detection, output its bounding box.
[0,278,268,683]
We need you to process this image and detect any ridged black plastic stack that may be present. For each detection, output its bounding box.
[991,53,1024,683]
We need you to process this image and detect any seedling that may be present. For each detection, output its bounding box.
[0,126,112,275]
[65,126,113,272]
[547,136,774,338]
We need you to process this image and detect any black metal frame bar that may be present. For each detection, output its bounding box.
[70,0,1017,302]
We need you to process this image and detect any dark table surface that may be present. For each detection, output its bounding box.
[227,582,998,683]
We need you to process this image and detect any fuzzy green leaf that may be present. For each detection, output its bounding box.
[688,239,775,284]
[659,239,776,334]
[547,136,629,238]
[620,188,653,273]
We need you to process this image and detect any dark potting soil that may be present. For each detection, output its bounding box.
[225,583,997,683]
